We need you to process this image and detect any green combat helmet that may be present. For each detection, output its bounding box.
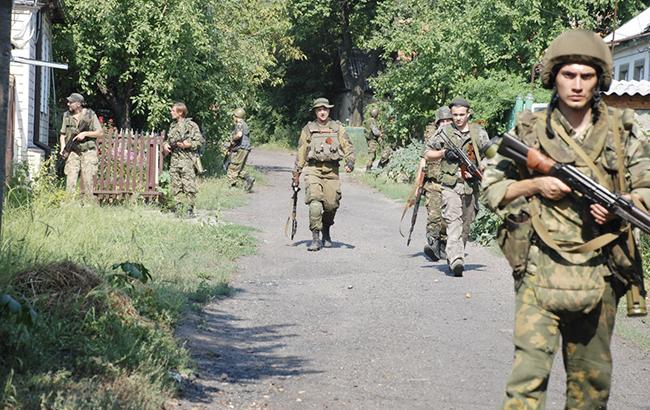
[233,108,246,119]
[541,29,613,91]
[435,106,452,124]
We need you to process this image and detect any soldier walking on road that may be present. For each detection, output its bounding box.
[292,98,355,251]
[423,97,490,276]
[225,108,255,192]
[163,102,204,217]
[59,93,104,202]
[482,30,650,409]
[364,108,382,172]
[421,106,453,261]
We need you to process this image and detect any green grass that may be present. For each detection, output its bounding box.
[355,171,413,202]
[0,172,256,408]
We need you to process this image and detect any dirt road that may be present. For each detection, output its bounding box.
[176,149,650,409]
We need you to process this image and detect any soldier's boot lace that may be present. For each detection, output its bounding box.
[307,230,322,251]
[244,176,255,193]
[322,225,333,248]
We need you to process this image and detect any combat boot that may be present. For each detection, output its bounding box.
[450,259,464,277]
[244,176,255,192]
[307,230,322,251]
[322,225,333,248]
[423,235,441,261]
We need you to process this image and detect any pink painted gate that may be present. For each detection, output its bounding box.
[94,129,164,201]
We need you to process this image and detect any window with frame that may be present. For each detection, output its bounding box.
[633,59,645,81]
[618,64,629,81]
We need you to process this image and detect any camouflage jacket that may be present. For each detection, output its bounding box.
[168,118,204,164]
[60,108,102,152]
[294,119,355,179]
[429,123,490,194]
[364,117,382,141]
[481,103,650,310]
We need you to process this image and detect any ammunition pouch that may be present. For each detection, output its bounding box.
[497,211,533,282]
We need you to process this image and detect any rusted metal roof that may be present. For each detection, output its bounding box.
[604,80,650,96]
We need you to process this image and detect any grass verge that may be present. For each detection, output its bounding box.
[0,173,256,408]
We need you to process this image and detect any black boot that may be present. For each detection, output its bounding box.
[244,176,255,192]
[423,235,441,261]
[322,225,333,248]
[307,230,322,251]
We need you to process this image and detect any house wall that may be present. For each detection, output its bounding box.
[612,39,650,81]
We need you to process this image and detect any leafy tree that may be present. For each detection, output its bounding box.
[54,0,300,140]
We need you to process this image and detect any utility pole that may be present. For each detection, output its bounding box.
[0,0,12,234]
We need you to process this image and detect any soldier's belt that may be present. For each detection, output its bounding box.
[307,160,339,166]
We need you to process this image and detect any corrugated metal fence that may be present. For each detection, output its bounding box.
[94,129,164,202]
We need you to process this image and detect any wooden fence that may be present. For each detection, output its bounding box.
[94,129,164,202]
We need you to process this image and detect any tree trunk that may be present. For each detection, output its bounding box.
[0,0,13,234]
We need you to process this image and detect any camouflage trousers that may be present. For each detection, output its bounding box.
[227,149,250,187]
[366,138,379,170]
[64,149,98,201]
[304,173,341,231]
[170,157,198,212]
[378,145,392,168]
[503,277,619,410]
[424,180,446,241]
[441,184,477,266]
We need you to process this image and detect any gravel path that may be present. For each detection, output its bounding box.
[174,148,650,410]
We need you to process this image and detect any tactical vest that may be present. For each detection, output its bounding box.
[306,121,343,162]
[498,104,639,312]
[437,123,482,186]
[62,108,97,152]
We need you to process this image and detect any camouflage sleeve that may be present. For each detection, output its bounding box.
[60,113,68,134]
[90,112,102,131]
[626,125,650,207]
[339,126,355,166]
[478,127,491,152]
[293,126,310,174]
[428,128,445,150]
[480,130,529,218]
[188,121,204,151]
[370,119,381,137]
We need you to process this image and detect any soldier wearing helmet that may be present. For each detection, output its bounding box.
[482,29,650,409]
[423,97,491,276]
[418,106,454,261]
[363,107,383,172]
[224,107,255,192]
[292,97,355,251]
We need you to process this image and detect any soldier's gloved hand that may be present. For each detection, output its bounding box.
[292,172,300,187]
[444,149,459,162]
[345,161,354,173]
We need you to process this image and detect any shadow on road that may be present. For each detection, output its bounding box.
[179,306,320,405]
[290,239,355,249]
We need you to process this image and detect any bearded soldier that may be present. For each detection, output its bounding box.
[59,93,104,201]
[163,102,204,217]
[482,30,650,409]
[423,97,490,276]
[292,98,355,251]
[225,108,255,192]
[422,106,453,261]
[364,108,382,172]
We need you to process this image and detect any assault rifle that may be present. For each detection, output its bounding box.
[400,161,425,246]
[498,133,650,235]
[498,133,649,316]
[56,116,91,177]
[222,140,236,171]
[284,185,301,240]
[438,131,482,181]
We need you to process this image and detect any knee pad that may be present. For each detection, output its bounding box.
[309,200,323,217]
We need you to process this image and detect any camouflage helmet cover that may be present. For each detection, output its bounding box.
[233,108,246,119]
[435,106,453,123]
[540,29,613,91]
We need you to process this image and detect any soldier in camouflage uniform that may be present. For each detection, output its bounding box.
[225,108,255,192]
[481,30,650,409]
[423,97,490,276]
[59,93,104,202]
[292,97,355,251]
[364,108,382,172]
[163,102,204,217]
[421,106,453,261]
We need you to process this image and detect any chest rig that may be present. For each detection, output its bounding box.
[306,121,343,162]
